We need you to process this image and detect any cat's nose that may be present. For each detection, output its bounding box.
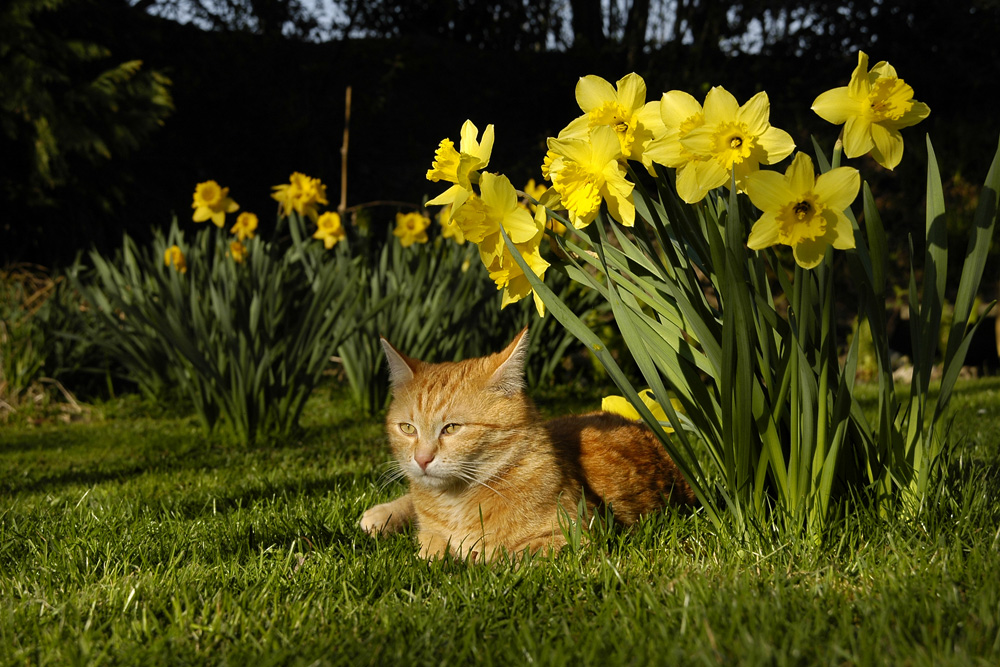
[414,451,435,470]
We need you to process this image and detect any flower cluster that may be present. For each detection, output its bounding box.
[175,173,345,273]
[424,121,549,315]
[271,172,329,221]
[425,52,927,279]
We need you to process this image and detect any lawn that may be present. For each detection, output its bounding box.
[2,379,999,665]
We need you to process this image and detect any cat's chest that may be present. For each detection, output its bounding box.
[414,487,501,531]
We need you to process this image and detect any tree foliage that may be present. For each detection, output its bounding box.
[1,0,173,240]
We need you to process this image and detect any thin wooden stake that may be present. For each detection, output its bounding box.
[339,86,351,218]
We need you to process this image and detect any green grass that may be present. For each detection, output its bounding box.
[2,380,1000,666]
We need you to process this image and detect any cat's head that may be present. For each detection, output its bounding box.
[380,328,536,491]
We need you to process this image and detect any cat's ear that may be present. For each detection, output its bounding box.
[380,336,417,388]
[488,327,530,394]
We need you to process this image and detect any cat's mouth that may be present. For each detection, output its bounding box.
[410,466,464,490]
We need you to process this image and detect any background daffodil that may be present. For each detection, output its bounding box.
[231,212,258,241]
[164,245,187,273]
[271,172,328,221]
[812,51,930,170]
[392,211,431,247]
[229,240,248,263]
[192,180,239,227]
[678,87,795,203]
[745,152,860,269]
[437,205,465,244]
[313,211,347,249]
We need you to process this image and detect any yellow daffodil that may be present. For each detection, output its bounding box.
[229,240,248,263]
[812,51,930,170]
[192,180,239,227]
[559,73,664,172]
[453,173,540,263]
[164,245,187,274]
[489,239,549,317]
[677,87,795,203]
[546,125,635,228]
[313,211,347,249]
[271,172,328,222]
[425,120,495,216]
[437,205,465,244]
[745,153,860,269]
[601,389,682,433]
[230,212,258,241]
[451,173,549,316]
[393,211,431,247]
[645,90,708,204]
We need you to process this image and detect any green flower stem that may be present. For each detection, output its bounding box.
[788,263,804,507]
[814,255,834,525]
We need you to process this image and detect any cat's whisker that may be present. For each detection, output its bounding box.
[450,467,510,501]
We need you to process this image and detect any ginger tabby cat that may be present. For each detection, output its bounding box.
[359,328,695,562]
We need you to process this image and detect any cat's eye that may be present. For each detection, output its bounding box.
[399,423,416,435]
[442,423,461,435]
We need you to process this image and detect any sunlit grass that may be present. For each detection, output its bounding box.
[2,380,999,665]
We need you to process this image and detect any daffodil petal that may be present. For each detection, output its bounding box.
[842,115,874,158]
[811,87,858,125]
[531,290,546,317]
[786,153,816,196]
[576,75,617,112]
[637,100,665,136]
[825,209,856,249]
[747,212,781,250]
[814,167,861,211]
[678,125,714,157]
[759,126,796,164]
[589,125,624,162]
[702,86,739,123]
[745,169,794,212]
[870,60,897,80]
[660,90,703,128]
[504,207,539,244]
[692,160,730,197]
[478,124,495,162]
[548,135,592,166]
[675,162,702,203]
[870,122,904,170]
[739,91,771,135]
[890,100,931,130]
[852,51,872,89]
[792,237,828,269]
[601,396,640,420]
[615,72,647,112]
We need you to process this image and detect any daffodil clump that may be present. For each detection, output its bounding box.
[419,52,1000,540]
[424,121,551,316]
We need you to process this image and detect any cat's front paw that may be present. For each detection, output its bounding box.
[360,502,407,536]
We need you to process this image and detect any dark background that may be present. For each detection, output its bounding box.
[3,0,999,283]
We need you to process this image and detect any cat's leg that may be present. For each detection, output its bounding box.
[505,533,568,561]
[360,493,415,536]
[417,531,488,561]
